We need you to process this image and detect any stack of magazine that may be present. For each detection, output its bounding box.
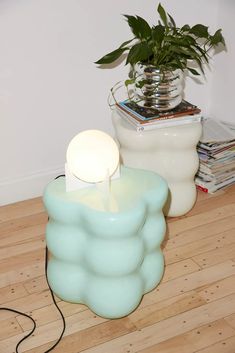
[195,118,235,193]
[115,99,201,131]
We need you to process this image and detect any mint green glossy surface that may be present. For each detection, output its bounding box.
[43,166,168,318]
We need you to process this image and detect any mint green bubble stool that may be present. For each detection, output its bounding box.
[43,166,168,319]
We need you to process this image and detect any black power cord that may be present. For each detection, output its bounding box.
[0,248,66,353]
[0,175,66,352]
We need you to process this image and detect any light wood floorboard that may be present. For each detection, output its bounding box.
[0,186,235,353]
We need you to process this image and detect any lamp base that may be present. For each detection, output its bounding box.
[65,163,120,192]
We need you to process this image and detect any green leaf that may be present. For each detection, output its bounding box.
[167,13,176,28]
[169,45,197,60]
[164,36,198,56]
[157,3,168,27]
[189,24,209,38]
[136,16,152,38]
[181,47,198,58]
[95,38,135,64]
[124,14,151,39]
[210,29,225,46]
[184,35,196,45]
[193,44,209,63]
[95,47,128,64]
[152,25,165,44]
[164,33,196,47]
[126,42,152,65]
[181,24,190,32]
[164,36,186,46]
[125,78,135,87]
[175,57,187,70]
[167,58,184,71]
[187,67,200,75]
[135,79,148,89]
[119,38,136,48]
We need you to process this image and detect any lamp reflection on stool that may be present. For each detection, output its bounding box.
[43,130,168,318]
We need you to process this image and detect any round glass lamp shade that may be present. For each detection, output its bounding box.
[66,130,120,183]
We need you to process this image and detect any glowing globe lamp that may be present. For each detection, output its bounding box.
[66,130,120,183]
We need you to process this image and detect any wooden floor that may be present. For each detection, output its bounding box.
[1,186,235,353]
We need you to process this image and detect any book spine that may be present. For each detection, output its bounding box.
[116,105,201,125]
[117,110,201,132]
[117,101,201,122]
[116,107,201,132]
[196,185,209,193]
[135,117,201,131]
[116,110,141,130]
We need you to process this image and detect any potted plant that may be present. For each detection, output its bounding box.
[95,3,225,111]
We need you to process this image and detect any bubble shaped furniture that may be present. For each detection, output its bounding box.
[112,110,202,217]
[43,166,168,319]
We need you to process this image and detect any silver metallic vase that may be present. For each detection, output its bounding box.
[133,63,184,111]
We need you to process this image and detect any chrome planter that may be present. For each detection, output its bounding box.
[133,64,184,111]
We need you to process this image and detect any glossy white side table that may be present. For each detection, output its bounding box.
[112,110,202,217]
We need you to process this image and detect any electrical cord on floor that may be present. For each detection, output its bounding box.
[0,174,66,353]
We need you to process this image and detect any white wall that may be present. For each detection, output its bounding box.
[209,0,235,122]
[0,0,226,205]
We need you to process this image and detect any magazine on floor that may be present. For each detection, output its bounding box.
[196,118,235,193]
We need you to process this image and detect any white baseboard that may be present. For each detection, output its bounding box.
[0,166,65,206]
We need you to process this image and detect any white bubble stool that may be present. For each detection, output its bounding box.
[112,110,202,217]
